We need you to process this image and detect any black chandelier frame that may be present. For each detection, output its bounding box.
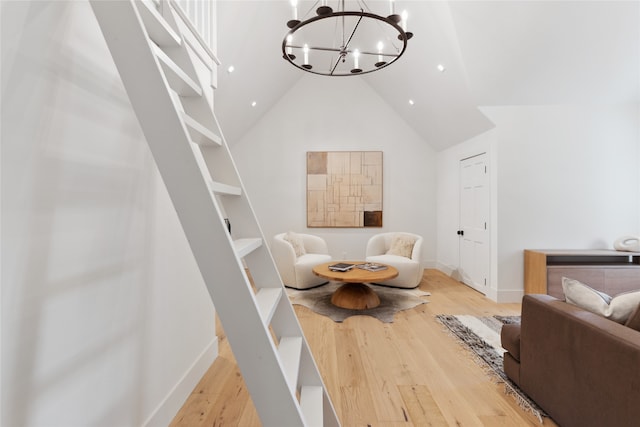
[282,6,413,77]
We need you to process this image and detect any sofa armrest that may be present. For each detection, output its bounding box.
[501,322,522,386]
[501,323,521,361]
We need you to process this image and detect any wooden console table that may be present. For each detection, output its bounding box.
[524,249,640,298]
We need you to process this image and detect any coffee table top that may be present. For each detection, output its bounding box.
[312,261,398,283]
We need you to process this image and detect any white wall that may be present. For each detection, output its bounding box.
[1,2,216,426]
[437,103,640,302]
[231,75,437,265]
[489,104,639,297]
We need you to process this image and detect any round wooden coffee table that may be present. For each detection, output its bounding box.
[312,262,399,310]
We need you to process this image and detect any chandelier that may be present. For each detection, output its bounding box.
[282,0,414,76]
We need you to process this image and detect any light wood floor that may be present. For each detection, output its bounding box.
[170,269,558,426]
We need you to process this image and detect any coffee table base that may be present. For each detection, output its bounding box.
[331,283,381,310]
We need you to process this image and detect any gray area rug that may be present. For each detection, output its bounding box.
[286,282,430,323]
[436,314,547,422]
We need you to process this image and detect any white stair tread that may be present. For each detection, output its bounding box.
[209,181,241,196]
[300,386,324,427]
[255,288,282,325]
[137,1,181,47]
[233,238,262,258]
[182,112,222,146]
[152,44,202,97]
[278,336,302,394]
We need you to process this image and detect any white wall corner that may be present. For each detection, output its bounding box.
[434,262,456,276]
[422,259,438,270]
[143,338,218,427]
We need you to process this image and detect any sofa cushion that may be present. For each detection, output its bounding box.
[562,277,640,323]
[624,303,640,332]
[386,234,415,258]
[284,231,306,257]
[296,253,331,267]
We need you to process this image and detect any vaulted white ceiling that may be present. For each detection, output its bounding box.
[214,1,640,150]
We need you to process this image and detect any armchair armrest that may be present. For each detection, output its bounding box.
[271,235,297,285]
[410,237,423,261]
[303,234,329,254]
[365,234,387,257]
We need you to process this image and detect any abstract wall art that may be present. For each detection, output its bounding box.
[307,151,383,228]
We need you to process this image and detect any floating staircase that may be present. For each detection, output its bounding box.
[89,1,339,425]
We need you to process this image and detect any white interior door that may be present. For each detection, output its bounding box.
[458,153,490,294]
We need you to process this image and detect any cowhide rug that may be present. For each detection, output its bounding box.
[286,282,430,323]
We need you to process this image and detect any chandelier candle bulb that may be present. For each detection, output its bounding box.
[303,44,309,65]
[351,49,363,73]
[286,35,293,55]
[286,0,300,28]
[401,10,408,31]
[389,0,395,15]
[375,41,386,67]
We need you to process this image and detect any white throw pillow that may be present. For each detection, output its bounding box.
[284,231,306,257]
[562,277,640,324]
[386,234,416,258]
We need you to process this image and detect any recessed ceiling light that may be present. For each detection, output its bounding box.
[437,64,446,72]
[227,65,235,73]
[408,99,415,106]
[251,101,257,107]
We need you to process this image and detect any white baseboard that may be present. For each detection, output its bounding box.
[493,289,524,303]
[432,264,524,303]
[143,337,218,427]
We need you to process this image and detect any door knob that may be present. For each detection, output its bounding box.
[457,230,464,236]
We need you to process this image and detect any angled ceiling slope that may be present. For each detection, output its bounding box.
[449,0,640,106]
[361,0,495,150]
[215,1,302,146]
[214,1,640,150]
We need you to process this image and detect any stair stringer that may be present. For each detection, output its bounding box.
[89,1,340,426]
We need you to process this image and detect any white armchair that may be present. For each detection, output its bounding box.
[365,232,424,288]
[272,232,332,289]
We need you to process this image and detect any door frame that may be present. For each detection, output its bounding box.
[457,151,492,295]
